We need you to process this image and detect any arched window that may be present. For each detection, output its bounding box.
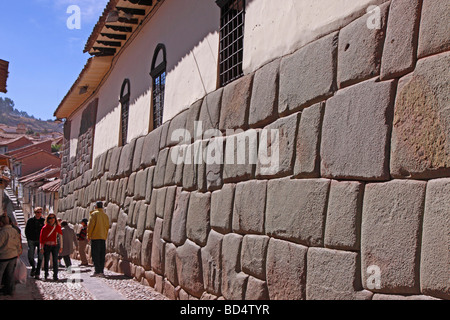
[120,78,130,146]
[150,43,166,129]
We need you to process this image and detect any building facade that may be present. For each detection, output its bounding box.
[55,0,449,300]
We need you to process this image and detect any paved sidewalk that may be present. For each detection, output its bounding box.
[0,241,167,300]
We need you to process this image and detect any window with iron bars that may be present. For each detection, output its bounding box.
[217,0,245,87]
[120,79,130,146]
[151,44,167,130]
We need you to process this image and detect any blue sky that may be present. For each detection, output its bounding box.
[0,0,109,120]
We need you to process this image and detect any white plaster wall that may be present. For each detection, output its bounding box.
[243,0,390,73]
[92,0,220,162]
[69,106,83,159]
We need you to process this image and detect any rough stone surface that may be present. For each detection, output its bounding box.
[164,243,178,286]
[278,32,338,115]
[324,180,363,251]
[170,189,190,246]
[132,136,145,172]
[245,276,269,300]
[201,230,223,296]
[257,112,299,178]
[153,148,169,188]
[151,218,165,276]
[390,52,450,179]
[176,239,204,298]
[184,99,203,142]
[182,141,202,191]
[141,126,161,168]
[266,238,307,300]
[134,168,148,200]
[219,74,253,131]
[221,233,248,300]
[223,131,258,183]
[141,230,153,271]
[266,178,330,246]
[337,3,389,88]
[166,109,188,147]
[109,147,122,179]
[117,139,136,178]
[249,59,280,128]
[210,183,234,234]
[381,0,422,80]
[417,0,450,58]
[420,178,450,300]
[205,137,224,191]
[307,248,372,300]
[186,191,211,247]
[361,180,426,294]
[294,102,324,178]
[198,88,223,138]
[321,78,396,180]
[241,235,269,280]
[162,186,177,242]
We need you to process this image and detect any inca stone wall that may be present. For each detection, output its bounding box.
[58,0,449,300]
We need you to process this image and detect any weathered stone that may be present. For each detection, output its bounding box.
[164,146,182,186]
[114,210,127,256]
[324,181,363,251]
[153,148,169,188]
[166,109,188,147]
[155,187,167,219]
[361,180,426,294]
[108,146,122,178]
[307,248,372,300]
[124,227,135,260]
[159,120,171,150]
[141,230,153,270]
[337,3,388,88]
[201,230,223,296]
[132,136,145,172]
[266,238,307,300]
[196,140,209,192]
[221,233,248,300]
[279,32,338,115]
[170,190,190,246]
[151,218,165,276]
[117,139,136,178]
[141,126,161,168]
[130,235,142,265]
[106,203,120,223]
[210,184,234,234]
[184,99,203,143]
[257,113,299,177]
[134,168,148,200]
[164,243,178,286]
[390,52,450,179]
[293,102,324,178]
[266,178,330,246]
[198,88,223,138]
[321,78,396,180]
[176,239,204,298]
[245,276,269,300]
[249,59,280,128]
[126,172,136,197]
[233,180,267,235]
[421,178,450,300]
[182,142,201,191]
[186,191,211,247]
[205,137,224,191]
[372,294,441,300]
[241,235,269,280]
[381,0,422,80]
[417,0,450,58]
[135,201,147,241]
[145,166,154,203]
[223,130,258,183]
[220,74,253,131]
[161,186,177,242]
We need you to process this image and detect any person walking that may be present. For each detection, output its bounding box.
[87,202,109,276]
[60,221,78,270]
[39,214,63,281]
[0,215,22,296]
[25,207,45,279]
[77,219,89,266]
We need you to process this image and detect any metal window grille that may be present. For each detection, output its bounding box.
[120,79,130,146]
[152,71,165,129]
[218,0,245,87]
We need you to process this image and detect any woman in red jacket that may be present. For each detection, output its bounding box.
[40,214,63,281]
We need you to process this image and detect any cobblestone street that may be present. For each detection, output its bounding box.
[0,243,168,301]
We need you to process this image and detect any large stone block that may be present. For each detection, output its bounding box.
[249,59,280,128]
[151,218,165,275]
[108,146,122,178]
[161,186,177,242]
[266,238,307,300]
[164,243,178,286]
[186,191,211,247]
[140,126,161,168]
[176,239,204,298]
[198,88,223,138]
[201,230,223,296]
[117,139,136,178]
[324,181,363,251]
[184,99,203,143]
[266,178,330,246]
[170,190,190,246]
[241,235,269,280]
[223,130,258,183]
[361,180,426,294]
[245,276,269,301]
[307,248,372,300]
[132,136,145,172]
[420,178,450,300]
[210,184,234,234]
[182,141,202,191]
[337,3,389,88]
[257,112,299,178]
[219,74,253,131]
[381,0,422,80]
[141,230,153,270]
[278,32,338,115]
[390,52,450,179]
[166,109,188,147]
[321,78,396,180]
[205,137,224,191]
[134,168,148,200]
[417,0,450,58]
[153,148,169,188]
[221,233,248,300]
[293,102,324,178]
[232,180,267,235]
